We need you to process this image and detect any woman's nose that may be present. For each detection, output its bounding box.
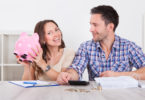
[53,31,59,37]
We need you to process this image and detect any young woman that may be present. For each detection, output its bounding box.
[18,20,75,81]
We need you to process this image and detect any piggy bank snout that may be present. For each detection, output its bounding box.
[21,54,27,59]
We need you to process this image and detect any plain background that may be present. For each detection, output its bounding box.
[0,0,145,80]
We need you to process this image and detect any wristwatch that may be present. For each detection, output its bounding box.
[44,65,51,72]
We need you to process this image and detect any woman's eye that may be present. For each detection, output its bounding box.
[48,32,51,35]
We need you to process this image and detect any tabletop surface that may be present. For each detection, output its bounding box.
[0,81,145,100]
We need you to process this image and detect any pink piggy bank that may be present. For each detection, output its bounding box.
[14,32,41,62]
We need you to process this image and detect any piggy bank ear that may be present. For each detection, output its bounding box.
[32,33,39,40]
[20,32,27,37]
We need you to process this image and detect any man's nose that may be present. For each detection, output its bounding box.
[90,26,94,32]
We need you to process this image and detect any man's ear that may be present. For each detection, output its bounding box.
[107,23,114,32]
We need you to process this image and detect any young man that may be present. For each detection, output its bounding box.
[57,5,145,84]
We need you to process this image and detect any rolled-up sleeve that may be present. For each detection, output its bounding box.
[69,43,89,80]
[128,42,145,69]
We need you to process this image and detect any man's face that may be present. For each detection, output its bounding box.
[90,14,109,42]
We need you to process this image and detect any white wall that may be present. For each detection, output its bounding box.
[0,0,145,50]
[0,0,145,80]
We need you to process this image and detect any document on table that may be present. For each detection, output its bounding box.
[9,80,59,88]
[139,81,145,88]
[95,76,139,89]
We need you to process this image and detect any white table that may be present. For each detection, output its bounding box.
[0,81,145,100]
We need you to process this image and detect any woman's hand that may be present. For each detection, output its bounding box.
[30,45,46,69]
[16,55,30,67]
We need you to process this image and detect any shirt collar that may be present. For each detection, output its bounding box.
[91,35,120,50]
[112,35,120,50]
[91,40,101,49]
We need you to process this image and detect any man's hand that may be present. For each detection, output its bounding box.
[100,71,119,77]
[57,72,71,85]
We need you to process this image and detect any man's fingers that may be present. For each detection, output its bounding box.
[100,72,105,77]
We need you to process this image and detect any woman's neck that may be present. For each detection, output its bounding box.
[47,47,63,66]
[47,46,61,57]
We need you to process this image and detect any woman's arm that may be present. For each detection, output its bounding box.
[22,63,35,80]
[38,62,59,81]
[45,68,60,81]
[16,56,36,80]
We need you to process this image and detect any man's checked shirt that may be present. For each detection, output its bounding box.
[70,35,145,80]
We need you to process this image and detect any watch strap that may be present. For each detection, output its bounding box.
[44,65,51,72]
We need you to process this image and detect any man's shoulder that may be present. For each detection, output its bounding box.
[116,35,141,49]
[77,40,94,51]
[80,40,93,46]
[116,35,133,45]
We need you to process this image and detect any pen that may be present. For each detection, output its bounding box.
[23,81,37,85]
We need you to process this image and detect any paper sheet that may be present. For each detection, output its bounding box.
[139,81,145,88]
[9,80,59,88]
[95,76,139,89]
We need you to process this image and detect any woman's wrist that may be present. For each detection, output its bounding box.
[39,61,47,71]
[24,65,30,70]
[35,59,46,69]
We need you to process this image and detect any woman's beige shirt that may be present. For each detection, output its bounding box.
[38,48,75,81]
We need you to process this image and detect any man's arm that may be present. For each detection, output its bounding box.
[57,42,89,84]
[133,67,145,79]
[127,42,145,80]
[121,67,145,80]
[100,67,145,80]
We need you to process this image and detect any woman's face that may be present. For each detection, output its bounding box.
[44,22,62,47]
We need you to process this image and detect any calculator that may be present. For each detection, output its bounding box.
[68,80,89,85]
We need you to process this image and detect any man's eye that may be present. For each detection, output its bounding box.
[55,29,59,32]
[93,24,97,27]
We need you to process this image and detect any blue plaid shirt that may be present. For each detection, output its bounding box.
[70,35,145,80]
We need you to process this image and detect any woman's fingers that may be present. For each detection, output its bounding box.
[16,56,21,63]
[15,56,30,67]
[29,52,35,58]
[28,46,44,65]
[31,46,43,58]
[36,45,41,52]
[31,47,39,56]
[36,45,43,56]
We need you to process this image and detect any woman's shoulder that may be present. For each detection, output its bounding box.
[63,48,75,56]
[64,48,75,52]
